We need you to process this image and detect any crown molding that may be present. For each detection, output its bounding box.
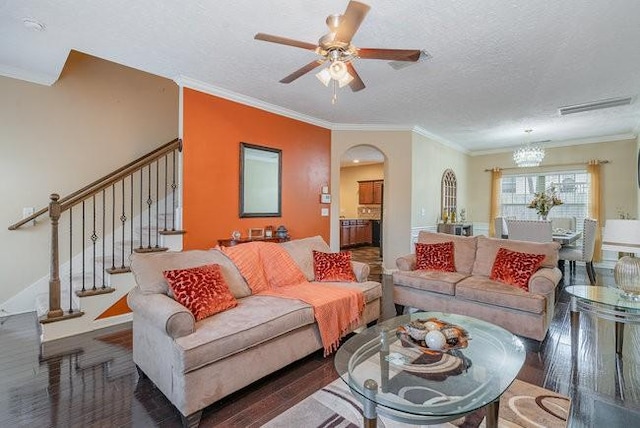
[0,63,58,86]
[331,123,412,132]
[412,126,469,154]
[470,132,638,156]
[174,75,333,129]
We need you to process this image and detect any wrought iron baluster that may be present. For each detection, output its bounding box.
[82,201,86,293]
[91,195,98,291]
[69,207,73,313]
[111,184,116,271]
[139,168,143,249]
[121,178,126,269]
[147,164,152,249]
[101,190,105,288]
[171,150,177,231]
[164,155,168,231]
[130,173,134,254]
[155,160,159,247]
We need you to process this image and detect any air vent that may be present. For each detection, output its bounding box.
[558,97,633,115]
[388,50,432,70]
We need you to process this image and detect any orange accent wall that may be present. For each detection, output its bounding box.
[182,89,331,249]
[95,294,131,320]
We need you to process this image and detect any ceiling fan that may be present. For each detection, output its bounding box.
[254,1,421,99]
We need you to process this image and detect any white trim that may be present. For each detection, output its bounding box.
[332,123,413,132]
[471,133,638,156]
[412,126,470,154]
[0,63,58,86]
[174,75,333,129]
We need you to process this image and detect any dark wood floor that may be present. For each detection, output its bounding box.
[1,266,638,427]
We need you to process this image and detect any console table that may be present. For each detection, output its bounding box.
[437,223,473,236]
[217,237,289,247]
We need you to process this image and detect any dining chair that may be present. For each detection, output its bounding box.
[559,218,598,285]
[494,216,514,239]
[550,216,576,232]
[506,219,553,243]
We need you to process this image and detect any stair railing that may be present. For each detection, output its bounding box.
[9,138,182,323]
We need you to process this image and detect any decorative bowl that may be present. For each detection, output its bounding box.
[397,318,470,353]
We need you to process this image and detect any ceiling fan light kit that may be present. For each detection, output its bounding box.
[513,129,545,168]
[254,0,421,103]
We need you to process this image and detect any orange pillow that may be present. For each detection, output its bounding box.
[415,241,455,272]
[490,247,545,291]
[163,264,238,321]
[313,251,357,282]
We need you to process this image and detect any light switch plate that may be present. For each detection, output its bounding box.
[321,208,329,216]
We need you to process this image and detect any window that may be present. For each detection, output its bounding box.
[441,169,457,218]
[500,170,589,235]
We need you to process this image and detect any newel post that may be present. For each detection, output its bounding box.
[47,193,64,319]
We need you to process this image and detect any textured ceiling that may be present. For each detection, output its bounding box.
[2,0,640,153]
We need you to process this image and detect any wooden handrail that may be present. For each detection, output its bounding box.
[8,138,181,230]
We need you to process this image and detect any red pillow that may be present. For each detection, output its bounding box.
[415,242,455,272]
[490,247,545,291]
[313,251,357,282]
[163,264,238,321]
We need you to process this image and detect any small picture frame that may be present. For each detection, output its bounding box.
[248,228,264,239]
[265,226,274,238]
[320,194,331,204]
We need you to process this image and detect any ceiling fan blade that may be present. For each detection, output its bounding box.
[254,33,318,51]
[346,62,365,92]
[334,1,371,44]
[279,60,324,83]
[357,48,422,61]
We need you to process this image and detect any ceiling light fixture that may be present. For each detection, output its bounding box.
[513,129,545,167]
[22,18,45,31]
[315,57,353,104]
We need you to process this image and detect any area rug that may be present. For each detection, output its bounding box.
[262,377,570,428]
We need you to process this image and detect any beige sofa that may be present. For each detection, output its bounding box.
[127,236,381,427]
[393,231,562,341]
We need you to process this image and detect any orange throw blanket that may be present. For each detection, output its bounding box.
[220,242,364,355]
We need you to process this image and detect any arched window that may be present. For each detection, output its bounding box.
[441,169,457,220]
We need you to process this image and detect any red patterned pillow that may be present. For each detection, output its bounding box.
[490,247,545,291]
[312,251,357,282]
[415,242,455,272]
[163,264,238,321]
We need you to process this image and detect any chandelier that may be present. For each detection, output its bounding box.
[513,129,545,167]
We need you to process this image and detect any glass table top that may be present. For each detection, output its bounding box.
[334,312,525,418]
[564,285,640,312]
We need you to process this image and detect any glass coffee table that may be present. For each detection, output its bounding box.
[334,312,525,427]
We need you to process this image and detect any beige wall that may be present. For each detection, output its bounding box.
[467,139,638,225]
[331,131,413,270]
[411,133,470,228]
[0,51,178,308]
[339,163,384,218]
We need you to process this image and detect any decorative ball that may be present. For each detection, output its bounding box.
[424,330,447,350]
[424,321,440,331]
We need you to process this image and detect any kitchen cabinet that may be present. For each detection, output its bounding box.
[340,219,373,248]
[358,180,383,205]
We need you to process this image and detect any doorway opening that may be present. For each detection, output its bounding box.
[339,145,385,282]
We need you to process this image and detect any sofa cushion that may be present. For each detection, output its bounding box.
[417,231,477,275]
[312,251,357,282]
[174,295,315,373]
[415,241,455,272]
[472,235,560,277]
[280,236,332,281]
[490,248,545,291]
[163,264,238,321]
[456,276,546,314]
[392,270,469,295]
[311,280,382,303]
[130,250,251,298]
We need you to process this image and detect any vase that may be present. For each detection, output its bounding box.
[539,214,548,221]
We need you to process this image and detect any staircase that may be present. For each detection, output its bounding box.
[8,138,184,342]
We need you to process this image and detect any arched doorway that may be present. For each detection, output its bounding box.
[339,145,385,282]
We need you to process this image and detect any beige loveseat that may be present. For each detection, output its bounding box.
[127,236,381,427]
[393,231,562,341]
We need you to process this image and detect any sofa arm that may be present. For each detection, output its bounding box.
[528,267,563,295]
[351,261,370,282]
[396,254,416,271]
[127,286,195,339]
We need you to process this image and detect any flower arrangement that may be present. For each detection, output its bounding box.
[527,185,563,219]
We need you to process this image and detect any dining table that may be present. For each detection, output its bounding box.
[552,230,581,246]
